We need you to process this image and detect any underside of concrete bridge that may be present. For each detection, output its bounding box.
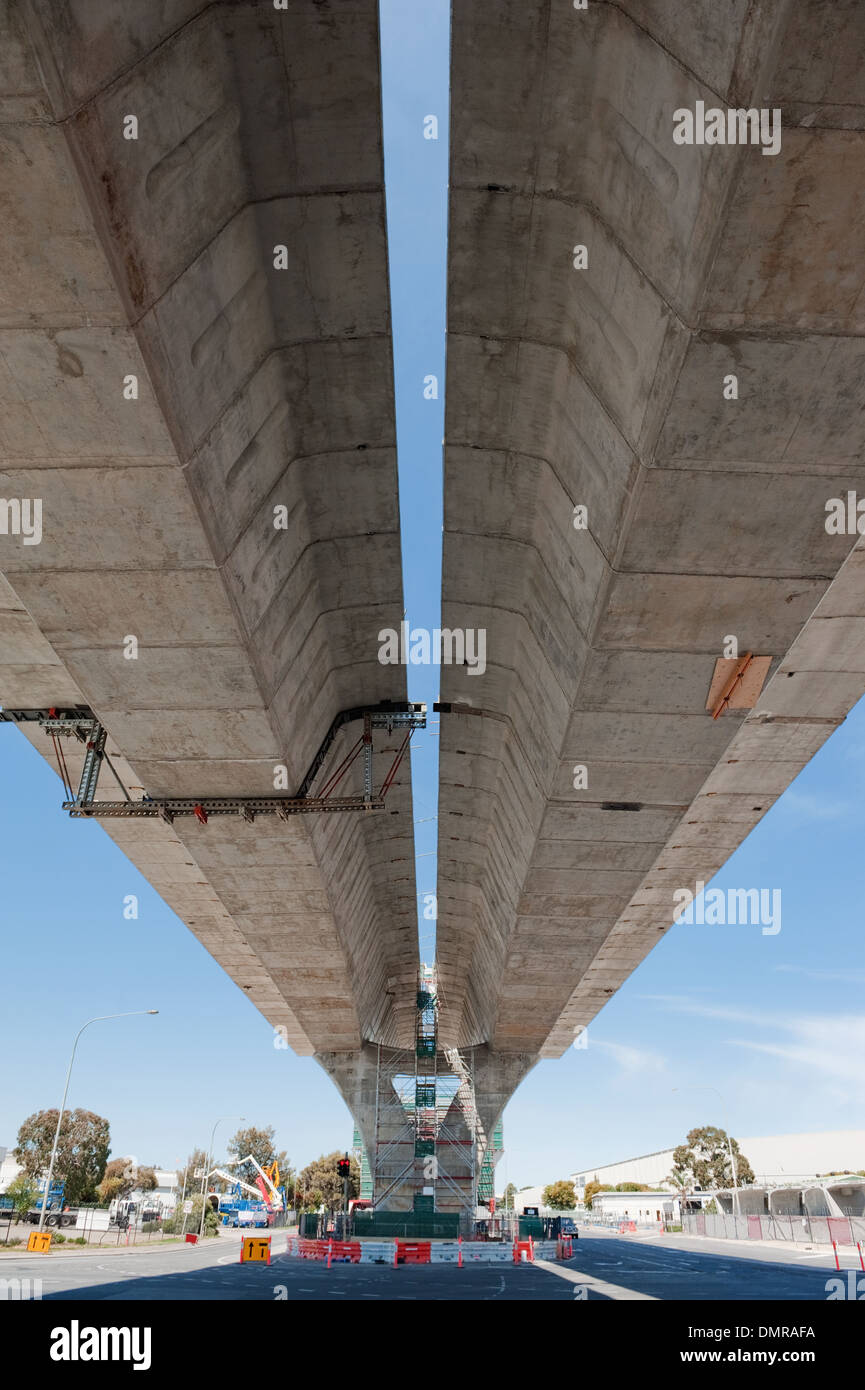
[2,0,865,1219]
[0,0,420,1059]
[436,0,865,1064]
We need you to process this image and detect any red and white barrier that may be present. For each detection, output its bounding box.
[395,1240,431,1265]
[430,1242,512,1264]
[284,1235,575,1268]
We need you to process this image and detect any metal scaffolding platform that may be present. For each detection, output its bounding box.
[367,965,500,1232]
[0,702,426,821]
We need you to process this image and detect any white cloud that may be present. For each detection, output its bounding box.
[643,994,865,1099]
[639,994,763,1026]
[773,964,865,985]
[591,1039,666,1074]
[730,1015,865,1095]
[774,789,850,821]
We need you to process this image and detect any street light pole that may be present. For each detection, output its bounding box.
[198,1115,244,1241]
[178,1157,189,1238]
[38,1011,158,1233]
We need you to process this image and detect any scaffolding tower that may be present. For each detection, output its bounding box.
[369,965,498,1231]
[351,1127,373,1203]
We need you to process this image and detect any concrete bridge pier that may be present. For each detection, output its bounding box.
[318,1043,534,1224]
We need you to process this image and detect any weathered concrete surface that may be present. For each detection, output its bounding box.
[0,1,419,1051]
[5,0,865,1178]
[320,1042,534,1219]
[438,0,865,1055]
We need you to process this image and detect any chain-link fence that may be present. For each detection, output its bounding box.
[683,1211,865,1245]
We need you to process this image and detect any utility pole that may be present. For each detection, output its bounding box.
[199,1115,244,1241]
[178,1159,189,1237]
[38,1011,158,1234]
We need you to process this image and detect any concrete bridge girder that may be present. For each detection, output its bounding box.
[2,0,865,1197]
[438,0,865,1054]
[0,0,419,1052]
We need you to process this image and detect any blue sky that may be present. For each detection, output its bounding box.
[1,1,863,1191]
[382,0,448,966]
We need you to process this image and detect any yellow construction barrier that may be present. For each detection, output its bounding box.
[240,1235,271,1264]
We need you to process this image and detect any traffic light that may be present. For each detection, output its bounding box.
[337,1157,351,1178]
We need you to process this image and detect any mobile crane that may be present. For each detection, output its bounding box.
[223,1155,285,1211]
[206,1157,286,1228]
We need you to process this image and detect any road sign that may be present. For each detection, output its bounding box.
[27,1231,52,1253]
[183,1200,193,1214]
[241,1235,271,1265]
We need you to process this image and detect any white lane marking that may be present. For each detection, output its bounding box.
[532,1259,658,1301]
[1,1247,184,1264]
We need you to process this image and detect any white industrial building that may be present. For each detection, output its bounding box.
[0,1147,19,1192]
[0,1146,179,1211]
[501,1131,865,1220]
[513,1186,547,1215]
[591,1191,676,1223]
[572,1130,865,1197]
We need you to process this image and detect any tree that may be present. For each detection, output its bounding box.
[297,1152,359,1212]
[666,1170,691,1198]
[615,1182,650,1193]
[137,1166,158,1193]
[670,1126,755,1192]
[14,1109,110,1205]
[100,1158,134,1201]
[3,1175,38,1223]
[96,1176,125,1206]
[226,1125,291,1196]
[176,1149,209,1198]
[583,1181,614,1210]
[543,1180,577,1210]
[96,1158,157,1206]
[164,1193,218,1237]
[503,1182,517,1211]
[299,1188,324,1213]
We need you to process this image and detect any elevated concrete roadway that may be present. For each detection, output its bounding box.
[0,0,419,1053]
[437,0,865,1060]
[3,0,865,1215]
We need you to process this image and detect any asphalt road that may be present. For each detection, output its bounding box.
[0,1226,856,1301]
[554,1228,852,1300]
[1,1236,571,1302]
